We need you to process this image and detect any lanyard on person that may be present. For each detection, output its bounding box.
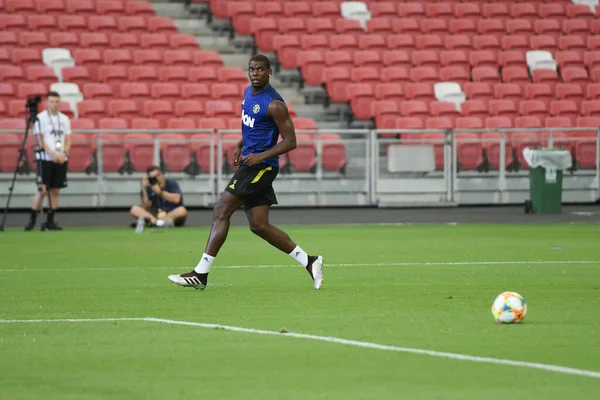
[47,111,63,153]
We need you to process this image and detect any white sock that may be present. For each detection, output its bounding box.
[288,245,308,267]
[194,253,215,274]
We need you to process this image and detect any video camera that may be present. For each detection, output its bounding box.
[26,95,42,116]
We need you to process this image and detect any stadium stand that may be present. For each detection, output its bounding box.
[0,0,326,175]
[1,0,599,176]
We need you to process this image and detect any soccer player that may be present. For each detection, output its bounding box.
[168,54,324,290]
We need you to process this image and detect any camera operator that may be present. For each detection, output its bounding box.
[130,165,187,229]
[24,91,71,231]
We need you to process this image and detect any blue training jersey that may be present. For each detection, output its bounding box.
[241,85,285,168]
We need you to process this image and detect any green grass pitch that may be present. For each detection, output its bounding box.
[1,223,599,399]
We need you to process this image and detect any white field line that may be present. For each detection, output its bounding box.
[0,260,598,273]
[1,317,599,380]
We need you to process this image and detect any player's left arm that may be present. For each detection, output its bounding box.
[249,100,297,165]
[64,118,72,155]
[159,181,182,205]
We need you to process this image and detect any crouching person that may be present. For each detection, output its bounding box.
[130,165,187,230]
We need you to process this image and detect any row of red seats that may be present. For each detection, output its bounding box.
[372,100,600,129]
[278,33,600,54]
[260,16,598,37]
[223,0,591,22]
[314,49,600,72]
[348,81,600,104]
[0,115,313,132]
[463,82,600,104]
[364,2,594,20]
[275,33,600,55]
[1,63,243,84]
[386,116,596,170]
[0,130,344,174]
[351,87,600,121]
[0,0,155,16]
[361,18,598,37]
[0,15,176,34]
[0,31,198,51]
[290,48,600,73]
[318,65,598,103]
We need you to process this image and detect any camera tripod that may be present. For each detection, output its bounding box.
[0,96,52,232]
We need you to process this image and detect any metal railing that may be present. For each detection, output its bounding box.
[0,127,598,207]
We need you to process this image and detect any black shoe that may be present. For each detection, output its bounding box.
[41,221,63,231]
[24,220,36,231]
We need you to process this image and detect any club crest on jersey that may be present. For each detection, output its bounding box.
[242,109,255,128]
[253,104,260,114]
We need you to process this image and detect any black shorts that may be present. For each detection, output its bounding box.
[39,160,68,189]
[225,163,279,210]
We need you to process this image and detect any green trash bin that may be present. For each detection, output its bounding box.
[523,148,572,215]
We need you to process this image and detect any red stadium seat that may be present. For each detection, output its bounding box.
[477,19,504,38]
[148,16,178,34]
[462,100,489,120]
[406,83,435,101]
[483,116,514,170]
[346,83,375,120]
[103,49,133,66]
[252,18,279,52]
[77,99,106,121]
[108,99,139,120]
[61,66,91,87]
[144,100,174,126]
[555,83,584,107]
[151,83,180,101]
[372,100,399,129]
[126,1,155,16]
[297,51,325,86]
[28,15,57,32]
[520,100,548,119]
[550,100,579,125]
[89,16,117,33]
[37,0,67,15]
[133,49,162,66]
[524,83,554,105]
[175,100,204,118]
[489,100,518,118]
[556,51,584,70]
[274,35,301,69]
[375,84,404,102]
[80,33,109,49]
[140,33,170,50]
[439,66,470,86]
[574,117,600,168]
[26,66,56,86]
[335,19,364,36]
[66,1,95,17]
[117,16,147,33]
[123,133,153,172]
[19,32,49,51]
[96,0,124,16]
[463,83,492,104]
[329,35,357,51]
[205,100,235,118]
[494,83,522,104]
[129,66,158,83]
[211,83,239,103]
[278,18,305,36]
[181,83,210,101]
[322,67,351,102]
[160,133,190,172]
[188,66,218,85]
[193,51,224,68]
[158,66,188,83]
[169,34,199,51]
[472,67,500,84]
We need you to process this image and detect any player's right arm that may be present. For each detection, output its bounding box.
[233,138,243,170]
[141,177,151,209]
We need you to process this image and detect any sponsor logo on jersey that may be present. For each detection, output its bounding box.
[242,109,255,128]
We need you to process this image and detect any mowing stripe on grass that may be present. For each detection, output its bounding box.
[1,260,599,272]
[1,317,599,380]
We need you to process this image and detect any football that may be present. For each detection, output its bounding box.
[491,292,527,324]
